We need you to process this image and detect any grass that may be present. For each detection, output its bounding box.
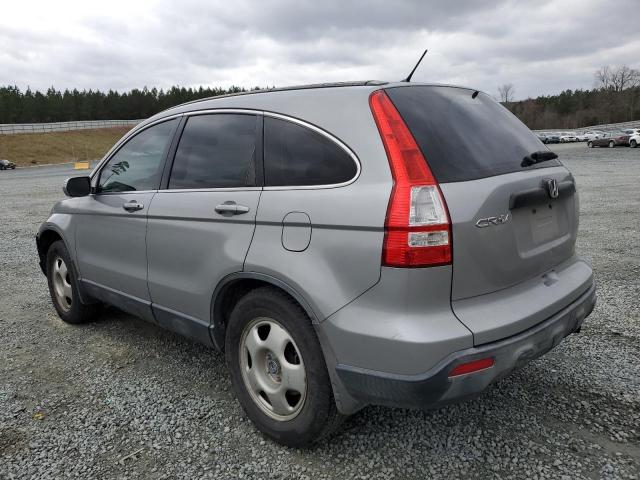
[0,127,132,166]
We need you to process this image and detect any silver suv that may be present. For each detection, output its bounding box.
[37,82,596,447]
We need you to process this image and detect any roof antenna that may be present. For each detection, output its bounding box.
[402,49,428,82]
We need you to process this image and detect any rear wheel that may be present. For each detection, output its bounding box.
[225,286,343,447]
[46,240,101,323]
[631,139,637,148]
[609,141,615,148]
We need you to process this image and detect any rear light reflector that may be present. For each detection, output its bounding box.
[448,357,495,377]
[369,90,452,268]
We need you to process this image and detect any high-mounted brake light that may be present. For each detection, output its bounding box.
[369,90,452,267]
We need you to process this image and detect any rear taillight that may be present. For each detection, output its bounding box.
[369,90,452,267]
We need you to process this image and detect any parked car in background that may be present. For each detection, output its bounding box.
[544,132,561,143]
[0,159,16,170]
[622,128,640,137]
[536,132,548,143]
[582,131,604,141]
[560,132,578,142]
[629,133,639,148]
[575,132,589,142]
[587,131,630,148]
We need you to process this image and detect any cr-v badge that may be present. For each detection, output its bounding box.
[476,214,510,228]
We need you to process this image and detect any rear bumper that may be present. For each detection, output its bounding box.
[335,282,595,410]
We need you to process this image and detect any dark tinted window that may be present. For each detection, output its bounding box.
[385,86,560,183]
[169,114,257,189]
[98,119,176,192]
[264,117,357,186]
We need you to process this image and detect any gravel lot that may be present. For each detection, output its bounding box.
[1,143,638,479]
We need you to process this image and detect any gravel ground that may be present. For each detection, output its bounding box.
[0,143,638,479]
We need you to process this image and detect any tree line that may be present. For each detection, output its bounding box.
[499,65,640,129]
[0,85,260,124]
[1,65,639,128]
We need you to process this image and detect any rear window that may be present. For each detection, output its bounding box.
[385,86,560,183]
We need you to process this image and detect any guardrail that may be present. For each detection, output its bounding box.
[534,120,640,133]
[0,119,142,135]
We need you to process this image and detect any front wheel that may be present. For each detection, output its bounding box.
[587,141,593,148]
[46,240,101,323]
[225,286,343,447]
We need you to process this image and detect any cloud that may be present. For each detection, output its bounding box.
[1,0,638,99]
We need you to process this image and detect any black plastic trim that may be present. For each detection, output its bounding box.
[509,180,576,210]
[335,283,596,410]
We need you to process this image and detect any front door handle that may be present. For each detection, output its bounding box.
[123,200,144,212]
[215,201,250,216]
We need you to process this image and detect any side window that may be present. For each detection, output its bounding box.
[168,114,257,189]
[98,119,176,193]
[264,117,357,187]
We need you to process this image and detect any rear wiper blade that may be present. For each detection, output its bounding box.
[521,150,558,167]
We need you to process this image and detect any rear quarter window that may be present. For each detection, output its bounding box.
[264,116,357,187]
[385,86,560,183]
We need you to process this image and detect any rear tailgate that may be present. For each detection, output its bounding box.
[386,85,593,345]
[440,167,578,301]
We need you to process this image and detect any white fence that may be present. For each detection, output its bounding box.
[0,119,142,135]
[2,117,637,136]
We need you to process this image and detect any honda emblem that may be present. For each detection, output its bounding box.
[545,178,559,199]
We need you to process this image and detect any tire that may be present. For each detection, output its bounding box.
[587,141,593,148]
[46,240,101,324]
[631,140,637,148]
[609,141,615,148]
[225,286,343,447]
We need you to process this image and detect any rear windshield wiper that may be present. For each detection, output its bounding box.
[521,151,558,167]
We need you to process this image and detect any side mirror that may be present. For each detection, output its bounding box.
[63,176,92,197]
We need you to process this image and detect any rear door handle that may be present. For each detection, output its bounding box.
[215,202,250,216]
[123,200,144,212]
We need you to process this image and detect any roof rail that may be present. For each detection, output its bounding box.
[167,80,389,110]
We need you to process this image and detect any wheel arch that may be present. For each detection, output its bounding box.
[209,272,322,351]
[209,271,363,415]
[36,225,68,275]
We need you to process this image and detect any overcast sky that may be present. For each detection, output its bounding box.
[1,0,639,100]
